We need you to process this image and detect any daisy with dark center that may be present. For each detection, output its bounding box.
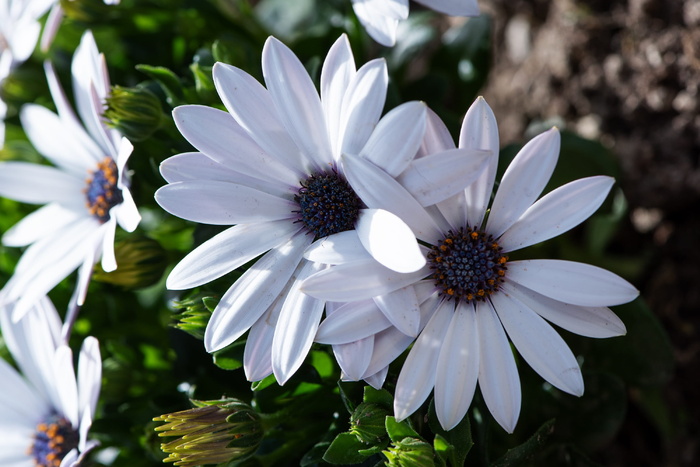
[0,297,102,467]
[155,34,490,384]
[0,31,140,325]
[302,97,639,432]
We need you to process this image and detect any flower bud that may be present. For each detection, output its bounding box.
[169,295,218,340]
[350,402,389,444]
[383,437,436,467]
[104,85,163,141]
[92,236,167,289]
[153,399,263,467]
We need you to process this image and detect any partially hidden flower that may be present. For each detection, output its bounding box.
[0,30,140,320]
[302,97,639,432]
[351,0,480,46]
[155,34,490,384]
[0,297,102,467]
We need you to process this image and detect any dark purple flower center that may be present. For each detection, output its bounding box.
[29,415,79,467]
[85,157,123,223]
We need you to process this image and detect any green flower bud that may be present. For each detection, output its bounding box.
[92,236,167,289]
[349,402,389,444]
[59,0,112,22]
[383,437,436,467]
[169,294,218,340]
[153,399,263,467]
[104,85,163,141]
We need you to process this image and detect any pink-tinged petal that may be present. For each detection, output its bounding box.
[476,300,521,433]
[0,161,84,205]
[2,203,82,247]
[155,180,296,225]
[506,259,639,307]
[172,105,300,186]
[321,35,356,155]
[356,209,425,273]
[394,300,453,421]
[414,0,479,16]
[262,37,332,170]
[342,153,443,242]
[492,292,584,396]
[204,232,311,352]
[418,107,455,157]
[486,128,561,238]
[361,101,426,176]
[399,147,491,207]
[244,284,290,382]
[502,281,626,338]
[459,96,500,228]
[304,231,372,265]
[53,346,79,427]
[337,59,388,158]
[40,3,63,52]
[500,176,615,252]
[434,301,479,430]
[301,258,430,302]
[212,62,308,172]
[315,300,391,344]
[272,261,325,385]
[167,220,301,290]
[77,337,101,427]
[335,337,374,381]
[373,285,421,337]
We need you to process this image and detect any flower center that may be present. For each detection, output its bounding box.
[294,171,362,240]
[29,415,79,467]
[85,157,123,223]
[427,227,508,303]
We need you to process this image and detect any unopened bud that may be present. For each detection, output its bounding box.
[104,85,163,141]
[383,437,436,467]
[92,236,167,289]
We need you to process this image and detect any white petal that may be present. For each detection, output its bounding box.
[500,176,615,252]
[373,285,421,337]
[506,259,640,307]
[476,300,520,433]
[315,300,391,344]
[301,258,430,302]
[0,161,84,204]
[321,34,356,156]
[394,300,453,421]
[486,128,560,238]
[167,220,301,290]
[2,203,81,247]
[304,231,372,265]
[352,0,402,47]
[434,302,479,430]
[204,232,311,352]
[502,279,626,338]
[364,366,389,389]
[418,107,455,157]
[53,346,80,427]
[155,180,296,225]
[492,292,584,396]
[0,350,48,426]
[262,37,332,170]
[272,261,326,385]
[243,303,280,382]
[399,147,491,206]
[334,338,374,381]
[356,209,425,273]
[414,0,479,16]
[99,219,117,272]
[77,337,101,426]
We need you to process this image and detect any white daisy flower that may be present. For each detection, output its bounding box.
[351,0,480,46]
[155,34,489,384]
[0,30,140,322]
[0,297,102,467]
[302,97,639,432]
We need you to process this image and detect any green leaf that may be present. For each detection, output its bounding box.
[491,419,555,467]
[386,417,421,444]
[323,432,375,465]
[212,340,246,371]
[428,400,473,466]
[363,386,394,410]
[136,64,185,106]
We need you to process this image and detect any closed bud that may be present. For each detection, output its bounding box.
[92,236,167,289]
[169,294,218,340]
[383,437,436,467]
[153,399,263,467]
[104,85,163,141]
[350,402,389,444]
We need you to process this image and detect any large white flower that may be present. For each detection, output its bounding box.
[302,97,640,432]
[351,0,480,46]
[155,34,488,384]
[0,30,140,321]
[0,297,102,467]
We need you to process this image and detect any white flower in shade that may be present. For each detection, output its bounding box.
[302,97,640,432]
[351,0,479,46]
[155,34,488,384]
[0,30,140,320]
[0,297,102,467]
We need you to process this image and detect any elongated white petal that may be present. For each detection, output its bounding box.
[301,258,430,302]
[0,358,46,426]
[373,286,421,337]
[155,180,296,225]
[2,203,81,247]
[304,231,372,265]
[434,302,479,430]
[487,128,561,238]
[415,0,479,16]
[361,101,427,176]
[53,346,80,427]
[77,337,101,426]
[352,0,401,47]
[500,176,615,252]
[399,147,491,206]
[356,209,425,273]
[335,338,374,381]
[0,161,84,205]
[321,35,356,156]
[272,261,325,385]
[244,302,280,382]
[167,220,301,290]
[492,292,584,396]
[316,300,391,344]
[501,280,626,338]
[506,260,639,307]
[476,300,520,433]
[394,300,453,421]
[204,232,311,352]
[418,107,455,157]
